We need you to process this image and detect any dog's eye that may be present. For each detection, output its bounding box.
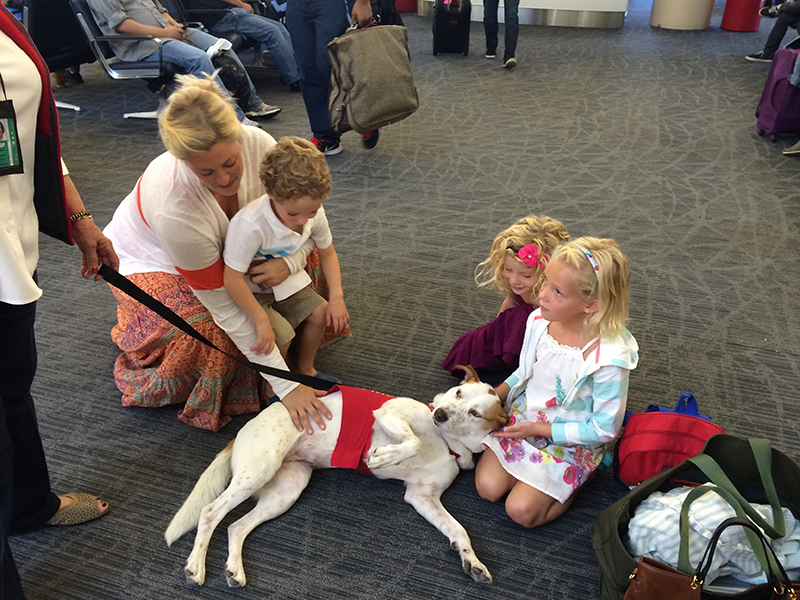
[468,409,481,418]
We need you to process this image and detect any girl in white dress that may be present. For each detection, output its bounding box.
[475,237,639,528]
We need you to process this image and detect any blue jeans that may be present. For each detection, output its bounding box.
[211,8,300,85]
[286,0,352,143]
[483,0,519,61]
[142,28,264,120]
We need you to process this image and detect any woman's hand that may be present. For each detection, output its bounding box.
[281,386,333,433]
[71,218,119,281]
[492,421,551,439]
[248,258,291,288]
[251,316,276,355]
[326,297,349,334]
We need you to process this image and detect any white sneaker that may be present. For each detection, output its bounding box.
[241,117,261,128]
[503,57,517,69]
[245,102,281,119]
[206,38,233,58]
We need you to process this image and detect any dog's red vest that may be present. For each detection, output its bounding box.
[328,385,394,473]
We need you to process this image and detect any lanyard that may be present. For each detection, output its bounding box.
[0,71,24,175]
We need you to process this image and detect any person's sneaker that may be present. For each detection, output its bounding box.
[503,57,517,69]
[362,129,379,150]
[760,5,780,17]
[745,50,774,62]
[311,137,343,156]
[241,117,262,129]
[245,102,281,119]
[485,49,497,59]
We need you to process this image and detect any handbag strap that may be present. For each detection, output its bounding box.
[694,516,795,597]
[688,450,785,539]
[677,484,776,578]
[675,392,700,416]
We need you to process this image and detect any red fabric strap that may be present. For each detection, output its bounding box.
[175,256,226,291]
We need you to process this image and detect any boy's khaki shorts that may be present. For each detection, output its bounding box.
[253,285,325,348]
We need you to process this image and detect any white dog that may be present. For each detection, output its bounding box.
[165,365,509,588]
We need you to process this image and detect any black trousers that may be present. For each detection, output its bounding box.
[764,1,800,55]
[0,297,61,600]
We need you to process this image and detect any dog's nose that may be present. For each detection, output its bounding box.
[433,408,448,423]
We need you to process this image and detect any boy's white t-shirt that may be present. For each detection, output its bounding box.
[224,195,333,301]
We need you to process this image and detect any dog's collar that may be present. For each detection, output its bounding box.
[427,405,461,460]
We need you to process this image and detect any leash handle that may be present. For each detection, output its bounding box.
[99,264,334,392]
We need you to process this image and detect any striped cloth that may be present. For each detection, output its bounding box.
[626,485,800,585]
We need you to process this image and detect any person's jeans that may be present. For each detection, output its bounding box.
[286,0,352,143]
[212,8,300,85]
[764,1,800,55]
[483,0,519,61]
[142,28,265,119]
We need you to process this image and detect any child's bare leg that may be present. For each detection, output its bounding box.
[294,301,327,376]
[505,482,575,528]
[475,450,518,501]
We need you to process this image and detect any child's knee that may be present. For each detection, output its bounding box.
[505,496,546,529]
[303,300,327,327]
[475,471,505,502]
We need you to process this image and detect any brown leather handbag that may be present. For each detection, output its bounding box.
[625,516,797,600]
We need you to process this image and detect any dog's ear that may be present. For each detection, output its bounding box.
[454,365,480,385]
[484,402,511,430]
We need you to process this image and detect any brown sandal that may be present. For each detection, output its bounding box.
[46,493,109,526]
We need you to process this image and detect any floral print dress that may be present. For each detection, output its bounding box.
[482,331,606,503]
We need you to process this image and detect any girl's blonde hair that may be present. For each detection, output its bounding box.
[549,236,630,339]
[259,136,332,202]
[476,215,570,297]
[158,74,242,160]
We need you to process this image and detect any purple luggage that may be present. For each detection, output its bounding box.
[756,48,800,141]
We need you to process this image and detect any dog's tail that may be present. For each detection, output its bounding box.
[164,440,234,546]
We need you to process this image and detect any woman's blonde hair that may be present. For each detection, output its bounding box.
[476,215,570,297]
[158,74,242,159]
[549,236,630,339]
[259,136,332,202]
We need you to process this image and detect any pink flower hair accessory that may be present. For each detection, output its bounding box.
[516,244,548,269]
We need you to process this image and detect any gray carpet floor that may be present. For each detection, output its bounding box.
[11,0,800,597]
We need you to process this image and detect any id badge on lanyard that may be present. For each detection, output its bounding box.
[0,72,24,176]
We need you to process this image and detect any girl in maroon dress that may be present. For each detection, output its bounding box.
[442,216,570,375]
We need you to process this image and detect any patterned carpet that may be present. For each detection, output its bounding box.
[12,0,800,598]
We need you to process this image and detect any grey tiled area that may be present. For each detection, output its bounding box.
[13,0,800,598]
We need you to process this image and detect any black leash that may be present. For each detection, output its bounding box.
[99,264,334,391]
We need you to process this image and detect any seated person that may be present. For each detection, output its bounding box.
[761,0,787,18]
[183,0,301,90]
[746,0,800,61]
[86,0,280,121]
[104,74,348,432]
[223,136,349,382]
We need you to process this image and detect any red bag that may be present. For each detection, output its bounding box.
[615,393,724,487]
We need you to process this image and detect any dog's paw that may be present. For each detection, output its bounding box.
[366,445,404,469]
[184,564,206,586]
[462,558,493,584]
[456,453,475,470]
[225,567,246,588]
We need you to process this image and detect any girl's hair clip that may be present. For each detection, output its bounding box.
[512,244,548,269]
[573,244,600,280]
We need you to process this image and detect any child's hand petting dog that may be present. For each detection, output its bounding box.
[326,297,349,334]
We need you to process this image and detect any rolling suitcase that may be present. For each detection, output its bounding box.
[756,48,800,140]
[433,0,470,56]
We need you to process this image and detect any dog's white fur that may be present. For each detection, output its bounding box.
[165,366,509,588]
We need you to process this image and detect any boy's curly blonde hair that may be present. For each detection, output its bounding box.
[476,215,570,298]
[259,136,332,202]
[549,236,631,339]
